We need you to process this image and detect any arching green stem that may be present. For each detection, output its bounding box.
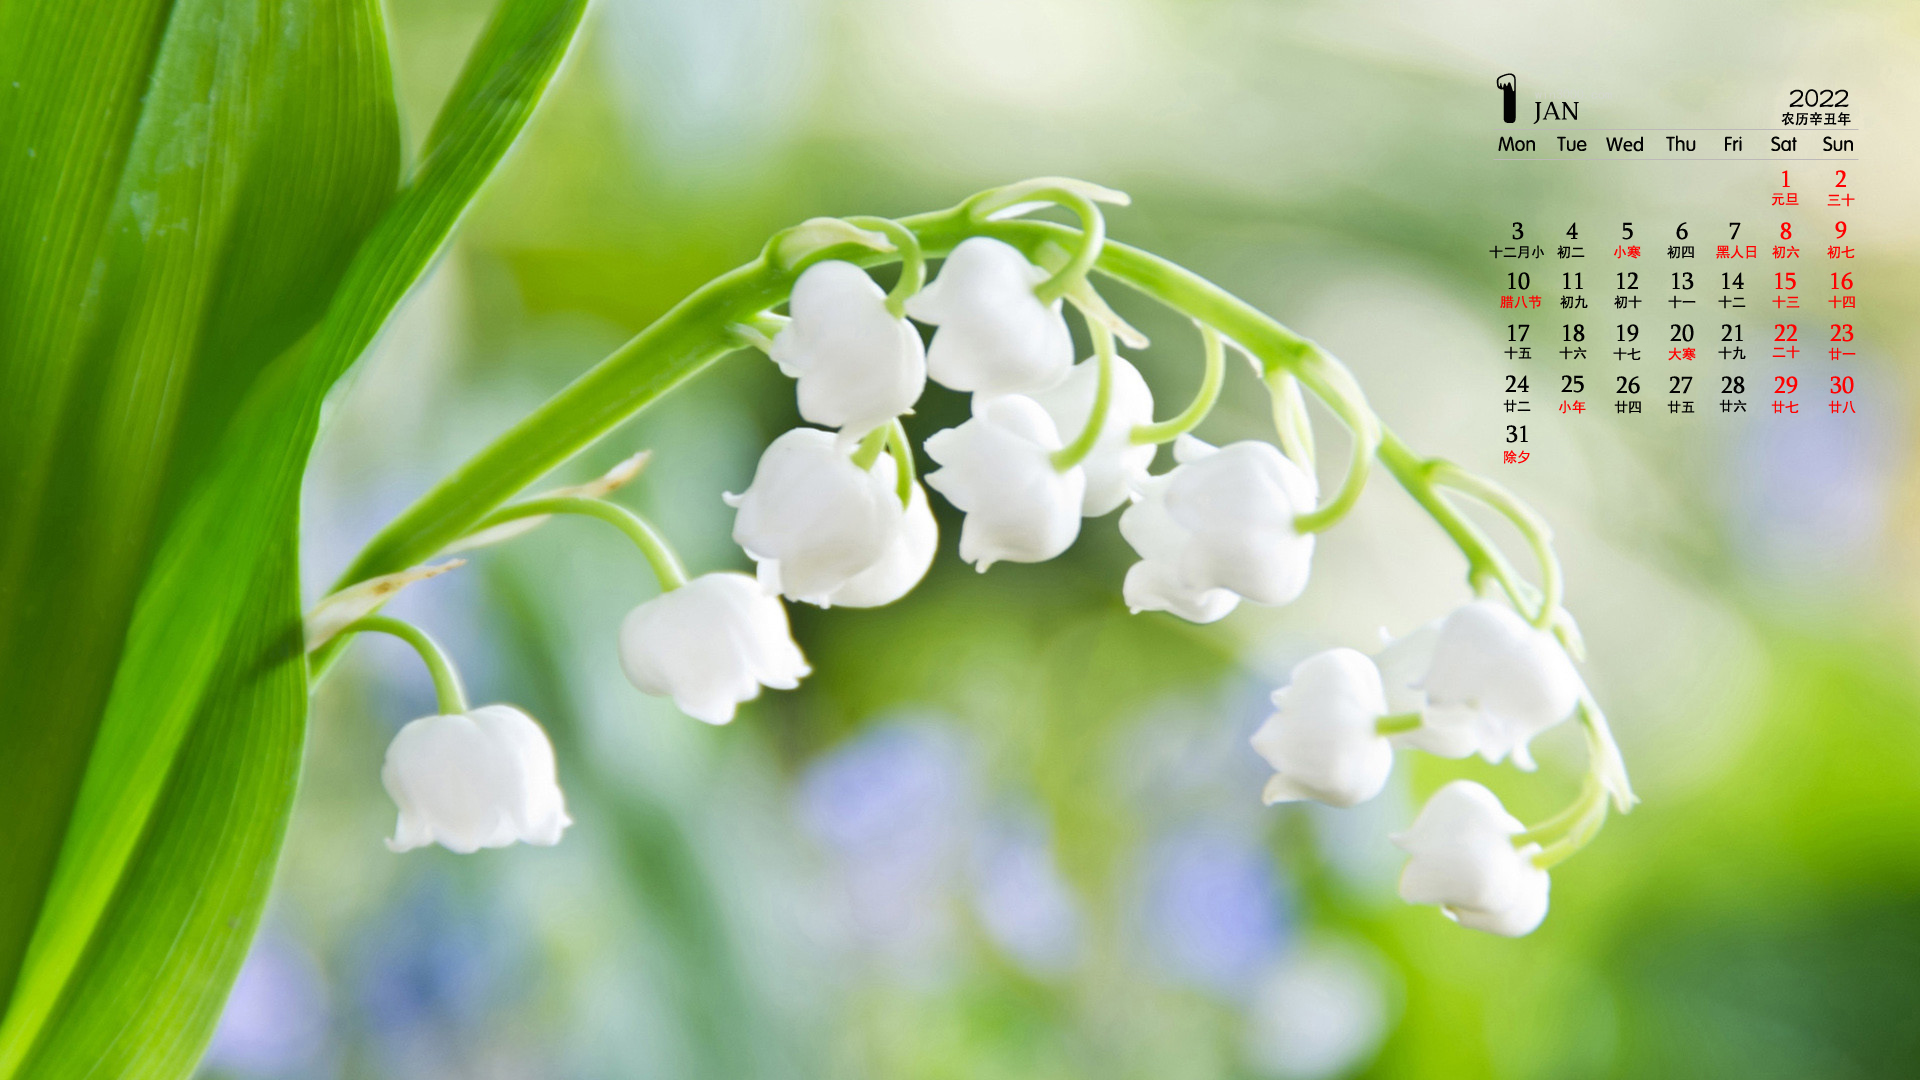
[1052,318,1115,471]
[1290,349,1382,534]
[468,495,688,592]
[1263,368,1316,472]
[1375,434,1537,616]
[340,615,468,715]
[886,419,916,507]
[1429,462,1564,628]
[967,178,1125,305]
[1132,322,1226,446]
[1523,777,1611,870]
[1516,775,1604,848]
[846,216,925,317]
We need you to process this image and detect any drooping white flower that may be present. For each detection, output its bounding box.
[618,572,811,724]
[1372,620,1440,717]
[923,395,1085,570]
[1393,780,1549,937]
[904,237,1072,395]
[1118,436,1318,623]
[382,705,571,854]
[813,478,937,608]
[1030,352,1157,516]
[1250,648,1394,808]
[726,427,904,603]
[771,260,927,437]
[1382,601,1581,769]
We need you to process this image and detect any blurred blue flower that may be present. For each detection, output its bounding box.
[1730,400,1894,581]
[797,719,977,968]
[203,929,331,1078]
[798,719,974,866]
[971,813,1084,977]
[351,885,513,1041]
[1138,826,1290,998]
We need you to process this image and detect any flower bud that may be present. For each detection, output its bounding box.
[771,260,927,437]
[1393,780,1549,937]
[618,572,811,724]
[904,237,1072,395]
[1384,601,1581,769]
[1250,648,1393,808]
[726,427,904,603]
[382,705,571,853]
[924,395,1085,571]
[1118,436,1317,623]
[1030,352,1157,516]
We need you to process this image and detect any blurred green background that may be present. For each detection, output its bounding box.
[205,1,1920,1077]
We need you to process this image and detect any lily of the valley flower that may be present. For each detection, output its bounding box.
[1031,352,1157,516]
[771,260,927,438]
[726,427,905,603]
[817,478,937,608]
[1380,600,1581,769]
[1251,648,1394,808]
[924,395,1085,570]
[1118,436,1318,623]
[382,705,572,854]
[905,237,1073,395]
[619,572,811,724]
[1393,780,1549,937]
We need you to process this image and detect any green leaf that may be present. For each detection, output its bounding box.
[0,0,587,1076]
[0,0,401,1041]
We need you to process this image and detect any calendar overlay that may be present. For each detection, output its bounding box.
[1487,80,1861,464]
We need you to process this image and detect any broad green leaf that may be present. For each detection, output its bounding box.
[0,0,400,1027]
[0,0,587,1076]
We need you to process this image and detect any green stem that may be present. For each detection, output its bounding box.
[968,181,1111,305]
[1290,349,1382,534]
[1515,775,1604,848]
[470,495,689,591]
[1374,711,1422,735]
[850,424,891,471]
[886,419,916,507]
[1375,434,1537,614]
[1526,783,1610,870]
[1051,318,1114,471]
[729,311,789,355]
[1132,323,1225,446]
[1263,368,1316,471]
[1429,462,1563,628]
[340,615,469,714]
[846,216,925,317]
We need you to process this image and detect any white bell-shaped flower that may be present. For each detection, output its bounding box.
[904,237,1072,395]
[1373,620,1440,717]
[619,572,811,724]
[382,705,571,854]
[771,260,927,437]
[924,394,1085,571]
[1250,648,1394,808]
[726,427,904,603]
[1030,352,1157,516]
[1393,780,1549,937]
[812,479,937,608]
[1118,436,1318,623]
[1384,601,1581,769]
